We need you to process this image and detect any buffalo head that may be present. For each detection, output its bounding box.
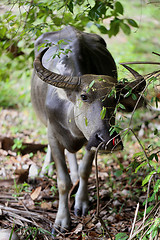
[34,47,145,153]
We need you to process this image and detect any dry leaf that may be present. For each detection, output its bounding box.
[74,223,83,234]
[41,201,52,209]
[88,231,99,237]
[83,216,94,229]
[22,196,35,209]
[30,186,42,200]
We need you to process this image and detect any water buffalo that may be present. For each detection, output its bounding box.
[32,26,145,233]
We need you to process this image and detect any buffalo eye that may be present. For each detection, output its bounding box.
[81,94,88,101]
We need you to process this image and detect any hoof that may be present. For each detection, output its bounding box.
[74,205,88,217]
[74,208,82,217]
[51,222,70,238]
[51,228,59,239]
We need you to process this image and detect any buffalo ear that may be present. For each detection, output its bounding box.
[118,93,146,112]
[116,64,146,112]
[116,80,147,112]
[116,81,147,112]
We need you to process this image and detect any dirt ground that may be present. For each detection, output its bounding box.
[0,108,160,240]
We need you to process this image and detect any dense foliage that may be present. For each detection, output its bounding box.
[0,0,139,107]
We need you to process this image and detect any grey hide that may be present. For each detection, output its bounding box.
[31,26,145,233]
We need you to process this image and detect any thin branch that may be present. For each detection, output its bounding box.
[23,0,33,29]
[129,128,150,164]
[152,52,160,57]
[129,76,153,127]
[135,202,160,233]
[95,142,104,217]
[129,203,140,239]
[120,61,160,65]
[142,173,156,226]
[129,220,153,239]
[139,222,155,240]
[94,142,113,240]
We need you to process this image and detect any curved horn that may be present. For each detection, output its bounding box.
[33,47,81,89]
[120,64,146,92]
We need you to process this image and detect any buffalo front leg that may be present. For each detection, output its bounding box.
[74,149,94,216]
[65,150,79,185]
[48,135,72,233]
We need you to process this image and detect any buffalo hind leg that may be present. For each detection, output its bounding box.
[74,150,94,216]
[40,145,54,177]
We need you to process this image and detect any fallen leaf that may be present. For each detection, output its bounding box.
[83,216,94,229]
[77,235,82,240]
[41,201,52,209]
[74,223,83,234]
[30,186,42,200]
[88,231,100,237]
[22,194,35,209]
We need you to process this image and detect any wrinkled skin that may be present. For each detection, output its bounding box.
[31,26,145,233]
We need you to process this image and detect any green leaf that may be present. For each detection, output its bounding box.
[89,80,95,89]
[89,2,106,21]
[88,0,95,8]
[109,126,115,135]
[114,169,123,177]
[154,129,158,136]
[124,89,132,98]
[147,218,160,235]
[157,166,160,173]
[119,103,126,110]
[115,2,124,15]
[96,24,108,34]
[100,107,106,120]
[85,117,88,126]
[155,154,159,162]
[108,87,116,98]
[132,93,137,100]
[154,179,160,193]
[67,1,73,13]
[132,151,144,159]
[142,171,155,186]
[120,22,131,35]
[135,161,147,173]
[150,160,158,170]
[109,19,120,37]
[3,41,10,49]
[115,232,128,240]
[149,153,158,161]
[86,80,95,93]
[127,18,139,28]
[0,26,7,38]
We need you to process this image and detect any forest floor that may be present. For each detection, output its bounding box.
[0,108,160,240]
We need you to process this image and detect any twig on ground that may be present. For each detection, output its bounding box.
[94,142,113,240]
[129,202,139,240]
[95,142,103,217]
[129,221,153,239]
[20,200,39,228]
